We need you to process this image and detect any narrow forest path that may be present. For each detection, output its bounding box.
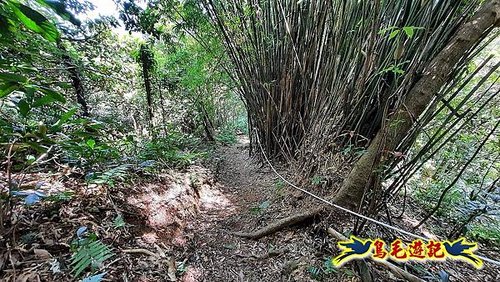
[182,135,303,281]
[139,137,338,281]
[169,136,351,282]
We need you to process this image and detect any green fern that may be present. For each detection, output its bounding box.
[90,164,131,186]
[71,240,114,277]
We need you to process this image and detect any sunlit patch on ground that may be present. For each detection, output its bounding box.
[198,182,233,210]
[126,166,235,247]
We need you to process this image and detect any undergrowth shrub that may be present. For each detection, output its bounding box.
[468,221,500,246]
[215,116,248,145]
[413,182,464,217]
[215,126,237,145]
[137,130,206,167]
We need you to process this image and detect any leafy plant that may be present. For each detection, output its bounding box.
[379,62,408,75]
[468,222,500,247]
[307,258,338,280]
[274,179,286,196]
[378,26,424,39]
[413,182,464,217]
[322,257,337,275]
[274,179,285,190]
[311,175,324,186]
[216,126,237,145]
[47,191,74,203]
[308,266,322,280]
[138,132,206,168]
[71,237,114,277]
[87,164,132,187]
[176,261,188,276]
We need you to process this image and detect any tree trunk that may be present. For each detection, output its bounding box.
[198,102,216,141]
[139,44,154,130]
[334,0,500,208]
[157,77,168,136]
[58,41,90,116]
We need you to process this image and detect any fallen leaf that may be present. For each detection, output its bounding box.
[34,248,52,260]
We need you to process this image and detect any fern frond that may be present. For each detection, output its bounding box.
[71,240,114,277]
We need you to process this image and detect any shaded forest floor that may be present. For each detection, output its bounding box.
[1,136,499,281]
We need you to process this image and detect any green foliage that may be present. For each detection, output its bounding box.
[378,26,424,39]
[138,132,206,168]
[233,115,248,134]
[46,191,74,203]
[87,164,132,187]
[215,126,237,145]
[307,257,338,280]
[274,179,285,197]
[0,0,60,43]
[274,180,285,189]
[468,222,500,247]
[406,40,500,239]
[322,257,337,274]
[413,182,464,217]
[379,62,407,75]
[311,175,324,186]
[61,135,121,169]
[307,266,322,280]
[176,261,188,276]
[215,115,248,145]
[71,233,113,277]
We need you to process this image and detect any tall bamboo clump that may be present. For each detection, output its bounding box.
[205,0,498,206]
[204,0,485,162]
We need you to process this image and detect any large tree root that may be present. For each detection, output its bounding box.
[232,208,322,239]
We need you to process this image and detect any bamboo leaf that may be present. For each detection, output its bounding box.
[389,29,400,39]
[18,99,30,116]
[403,26,414,38]
[0,72,28,83]
[0,82,20,98]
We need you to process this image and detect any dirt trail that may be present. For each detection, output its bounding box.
[173,136,343,282]
[81,135,347,282]
[184,136,286,281]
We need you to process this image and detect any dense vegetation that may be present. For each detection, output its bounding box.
[0,0,498,281]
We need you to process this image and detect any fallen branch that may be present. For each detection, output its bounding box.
[327,227,425,282]
[232,208,322,239]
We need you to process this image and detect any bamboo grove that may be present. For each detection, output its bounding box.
[203,0,500,221]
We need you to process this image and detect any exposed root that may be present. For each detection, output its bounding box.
[232,208,322,239]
